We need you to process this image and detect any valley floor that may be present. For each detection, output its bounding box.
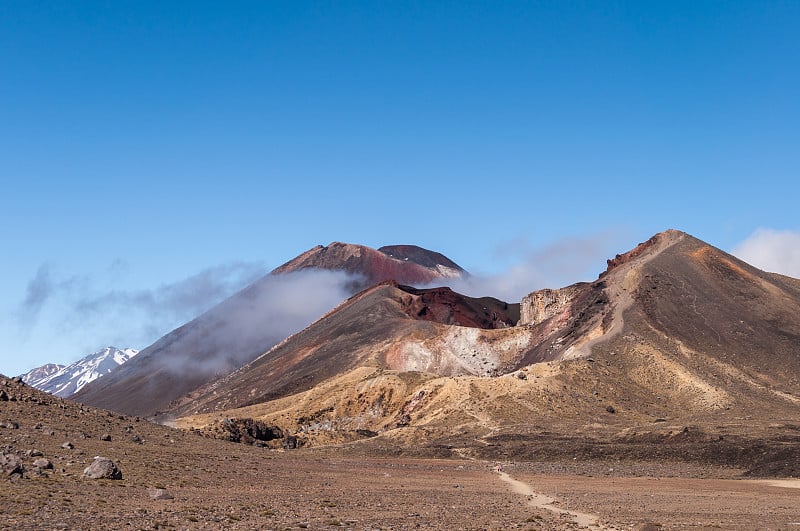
[3,451,799,530]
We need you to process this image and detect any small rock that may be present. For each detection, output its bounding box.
[83,457,122,480]
[33,458,53,470]
[515,371,527,380]
[0,390,8,401]
[606,405,616,414]
[61,441,74,449]
[2,453,25,477]
[130,435,142,444]
[99,433,112,441]
[30,450,43,457]
[147,487,174,500]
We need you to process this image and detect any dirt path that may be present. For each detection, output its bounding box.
[496,470,613,530]
[753,479,800,489]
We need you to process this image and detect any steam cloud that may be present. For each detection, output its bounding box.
[429,233,619,302]
[731,228,800,278]
[148,269,358,377]
[16,261,267,349]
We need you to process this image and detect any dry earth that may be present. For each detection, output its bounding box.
[3,377,799,530]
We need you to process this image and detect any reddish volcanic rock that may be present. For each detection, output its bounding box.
[602,231,664,274]
[272,242,465,287]
[397,284,518,329]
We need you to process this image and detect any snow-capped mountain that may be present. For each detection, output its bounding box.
[20,363,65,388]
[20,347,139,398]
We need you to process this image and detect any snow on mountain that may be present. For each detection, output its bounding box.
[20,347,139,398]
[20,363,65,388]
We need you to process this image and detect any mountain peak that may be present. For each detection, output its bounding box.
[272,241,466,286]
[21,347,139,398]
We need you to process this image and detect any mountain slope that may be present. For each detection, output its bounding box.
[73,243,468,417]
[175,230,800,468]
[168,282,519,416]
[21,347,138,398]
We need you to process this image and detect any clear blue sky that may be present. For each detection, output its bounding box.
[2,1,798,376]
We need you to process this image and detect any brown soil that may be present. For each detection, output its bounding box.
[3,377,800,530]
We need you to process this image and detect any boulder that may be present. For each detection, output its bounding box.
[33,458,53,470]
[1,453,25,477]
[83,457,122,480]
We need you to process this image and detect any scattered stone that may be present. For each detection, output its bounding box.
[99,433,112,441]
[515,371,527,380]
[33,458,53,470]
[2,453,25,477]
[61,441,74,449]
[606,405,616,414]
[0,390,8,401]
[83,456,122,480]
[147,487,174,500]
[283,435,299,450]
[130,435,142,444]
[1,421,20,429]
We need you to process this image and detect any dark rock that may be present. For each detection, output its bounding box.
[83,457,122,480]
[283,435,299,450]
[0,390,8,401]
[130,435,142,444]
[606,405,616,414]
[99,433,112,441]
[213,417,284,444]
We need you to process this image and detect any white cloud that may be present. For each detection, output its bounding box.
[731,228,800,278]
[425,232,621,302]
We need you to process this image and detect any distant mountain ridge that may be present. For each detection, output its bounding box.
[21,347,138,398]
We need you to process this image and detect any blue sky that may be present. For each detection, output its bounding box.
[2,1,799,376]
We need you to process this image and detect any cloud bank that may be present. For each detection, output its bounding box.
[731,228,800,278]
[148,268,358,376]
[16,261,268,353]
[430,233,619,302]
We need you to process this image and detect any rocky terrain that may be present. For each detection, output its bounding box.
[2,374,799,530]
